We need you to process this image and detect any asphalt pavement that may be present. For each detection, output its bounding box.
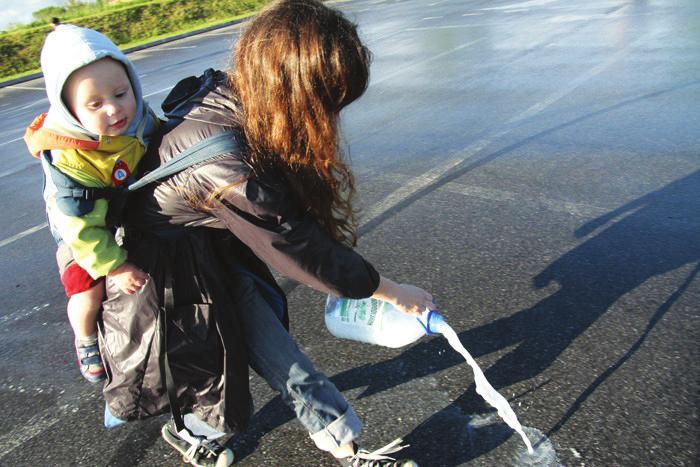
[0,0,698,465]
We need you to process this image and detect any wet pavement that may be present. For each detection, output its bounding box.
[0,0,699,465]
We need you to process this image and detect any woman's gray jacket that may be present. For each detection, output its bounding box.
[99,69,380,432]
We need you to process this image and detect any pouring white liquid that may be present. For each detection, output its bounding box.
[432,319,534,454]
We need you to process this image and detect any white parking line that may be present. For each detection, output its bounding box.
[139,45,198,53]
[508,42,637,124]
[360,38,639,228]
[160,45,197,50]
[0,136,24,148]
[480,0,558,10]
[0,303,50,326]
[371,38,484,86]
[406,22,518,31]
[12,85,45,91]
[0,222,48,249]
[2,97,49,114]
[201,30,241,36]
[144,85,174,98]
[442,182,609,218]
[0,408,62,456]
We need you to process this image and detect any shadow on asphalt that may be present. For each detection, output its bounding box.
[231,170,700,465]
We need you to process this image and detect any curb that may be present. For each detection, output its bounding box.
[0,14,254,89]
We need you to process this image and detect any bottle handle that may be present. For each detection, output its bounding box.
[417,309,442,335]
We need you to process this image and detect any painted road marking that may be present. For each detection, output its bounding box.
[144,85,174,98]
[11,85,45,91]
[371,38,484,86]
[0,222,48,249]
[369,172,610,219]
[360,37,643,229]
[0,136,23,148]
[480,0,559,11]
[0,303,50,326]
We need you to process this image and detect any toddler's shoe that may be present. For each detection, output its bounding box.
[75,336,106,383]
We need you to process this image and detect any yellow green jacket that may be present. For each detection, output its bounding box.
[25,113,147,279]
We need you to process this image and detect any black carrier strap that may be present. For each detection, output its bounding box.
[128,131,239,191]
[69,186,124,201]
[160,262,189,434]
[40,130,238,217]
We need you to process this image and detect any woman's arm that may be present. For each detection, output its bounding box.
[186,159,380,298]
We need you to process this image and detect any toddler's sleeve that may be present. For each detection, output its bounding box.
[52,199,127,278]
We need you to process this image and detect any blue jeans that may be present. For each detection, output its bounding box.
[234,273,362,451]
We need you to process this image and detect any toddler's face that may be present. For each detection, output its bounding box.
[63,58,137,137]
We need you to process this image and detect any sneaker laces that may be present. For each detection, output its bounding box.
[346,438,409,466]
[183,436,224,463]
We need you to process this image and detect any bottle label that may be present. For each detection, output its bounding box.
[339,298,382,327]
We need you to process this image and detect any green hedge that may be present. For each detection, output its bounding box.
[0,0,269,78]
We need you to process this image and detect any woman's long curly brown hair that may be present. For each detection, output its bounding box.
[230,0,370,246]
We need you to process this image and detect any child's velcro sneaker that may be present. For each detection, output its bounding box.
[75,339,106,383]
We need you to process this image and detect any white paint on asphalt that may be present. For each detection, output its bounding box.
[0,407,62,456]
[406,22,530,31]
[508,37,641,125]
[11,85,45,91]
[371,172,610,218]
[201,29,243,37]
[1,127,24,136]
[547,14,609,23]
[443,183,610,218]
[480,0,559,11]
[0,222,48,249]
[371,38,484,86]
[0,161,34,179]
[0,386,103,460]
[144,85,174,98]
[0,97,48,116]
[138,45,198,53]
[159,45,197,50]
[0,303,50,326]
[0,136,23,148]
[361,36,638,228]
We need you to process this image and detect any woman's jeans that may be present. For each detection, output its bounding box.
[234,273,362,451]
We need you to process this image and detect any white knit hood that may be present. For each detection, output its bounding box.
[40,25,153,141]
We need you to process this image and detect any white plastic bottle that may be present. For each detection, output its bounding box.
[324,294,535,454]
[324,295,445,348]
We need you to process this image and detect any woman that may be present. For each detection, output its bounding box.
[100,1,432,466]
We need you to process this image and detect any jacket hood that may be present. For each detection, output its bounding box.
[161,68,238,127]
[40,25,150,140]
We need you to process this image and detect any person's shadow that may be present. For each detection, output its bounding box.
[232,170,700,465]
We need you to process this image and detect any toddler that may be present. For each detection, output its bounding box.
[24,25,157,382]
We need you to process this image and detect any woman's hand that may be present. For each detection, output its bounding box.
[371,276,434,317]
